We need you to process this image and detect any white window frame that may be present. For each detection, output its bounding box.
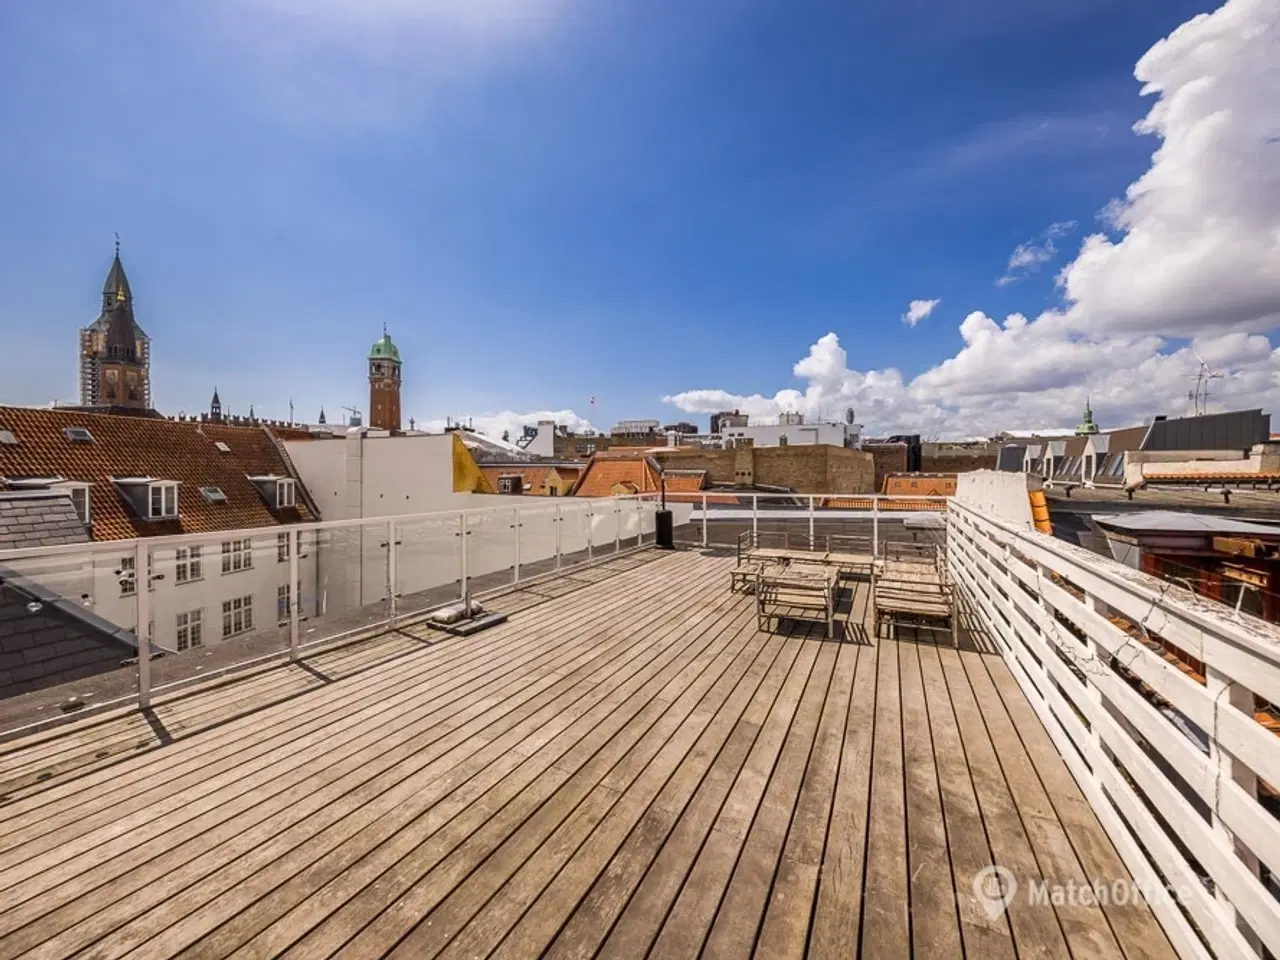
[277,532,290,563]
[222,595,253,638]
[149,482,179,519]
[67,485,91,526]
[175,545,203,584]
[276,480,296,509]
[221,538,253,574]
[119,555,136,597]
[176,609,203,651]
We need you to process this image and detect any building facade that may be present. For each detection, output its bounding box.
[79,244,151,409]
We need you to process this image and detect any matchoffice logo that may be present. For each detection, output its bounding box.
[973,865,1185,918]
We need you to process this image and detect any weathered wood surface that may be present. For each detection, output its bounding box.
[0,549,1175,959]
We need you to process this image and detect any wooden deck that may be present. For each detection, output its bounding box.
[0,549,1175,959]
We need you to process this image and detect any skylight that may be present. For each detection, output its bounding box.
[200,486,227,503]
[214,441,231,453]
[64,427,94,444]
[0,429,16,445]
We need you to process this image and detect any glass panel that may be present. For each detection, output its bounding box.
[465,510,514,596]
[395,515,461,618]
[588,499,619,560]
[0,544,142,734]
[515,505,559,582]
[618,498,641,549]
[559,501,591,566]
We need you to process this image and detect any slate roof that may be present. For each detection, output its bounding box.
[0,491,92,550]
[0,406,313,542]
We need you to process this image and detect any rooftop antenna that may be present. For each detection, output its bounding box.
[1189,348,1224,417]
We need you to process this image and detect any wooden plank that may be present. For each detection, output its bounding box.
[698,641,839,958]
[807,585,877,959]
[916,643,1016,960]
[899,641,965,957]
[859,632,910,958]
[752,641,858,960]
[593,626,811,959]
[977,653,1179,960]
[540,636,793,960]
[642,639,821,958]
[938,645,1072,959]
[960,649,1128,960]
[301,582,756,960]
[0,559,727,959]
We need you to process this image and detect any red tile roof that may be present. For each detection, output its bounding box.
[573,454,662,498]
[0,406,313,541]
[662,470,708,493]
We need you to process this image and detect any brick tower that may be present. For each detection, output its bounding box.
[368,326,402,432]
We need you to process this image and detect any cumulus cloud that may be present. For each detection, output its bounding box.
[665,0,1280,438]
[902,298,941,327]
[419,408,595,443]
[996,221,1077,286]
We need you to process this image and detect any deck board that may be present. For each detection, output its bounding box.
[0,549,1176,960]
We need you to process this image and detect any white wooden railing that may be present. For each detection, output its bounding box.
[948,498,1280,960]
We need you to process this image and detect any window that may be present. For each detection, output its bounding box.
[149,482,179,519]
[214,441,231,453]
[221,538,253,574]
[200,486,227,504]
[222,596,253,638]
[64,427,94,443]
[70,486,91,526]
[0,428,16,445]
[119,555,136,596]
[278,583,292,623]
[175,546,203,583]
[1110,455,1126,477]
[276,480,296,509]
[176,610,203,651]
[277,532,291,563]
[498,476,516,494]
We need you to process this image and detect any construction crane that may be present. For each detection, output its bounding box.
[341,405,363,427]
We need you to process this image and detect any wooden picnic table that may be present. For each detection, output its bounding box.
[756,565,839,639]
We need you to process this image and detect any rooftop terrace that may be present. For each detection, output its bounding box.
[0,546,1175,959]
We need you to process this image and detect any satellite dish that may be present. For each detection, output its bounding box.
[844,407,855,425]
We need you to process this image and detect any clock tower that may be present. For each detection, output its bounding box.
[368,327,402,432]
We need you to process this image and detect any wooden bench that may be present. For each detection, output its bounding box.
[756,566,838,639]
[730,557,786,594]
[872,554,956,645]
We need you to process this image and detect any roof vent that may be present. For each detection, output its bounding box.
[0,428,16,445]
[214,441,231,453]
[200,486,227,503]
[64,427,94,444]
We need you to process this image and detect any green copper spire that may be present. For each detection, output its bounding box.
[1075,397,1100,435]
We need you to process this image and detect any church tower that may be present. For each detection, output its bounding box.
[368,327,402,432]
[210,387,222,422]
[97,300,147,409]
[79,240,151,407]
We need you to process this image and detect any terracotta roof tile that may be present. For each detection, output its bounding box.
[573,455,661,498]
[0,406,313,541]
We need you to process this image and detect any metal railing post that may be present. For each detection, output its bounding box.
[555,503,562,570]
[701,494,708,547]
[808,495,815,549]
[752,495,758,539]
[135,541,151,710]
[513,507,521,584]
[614,502,621,553]
[459,511,470,606]
[872,496,880,556]
[386,518,397,627]
[289,528,300,660]
[587,502,594,562]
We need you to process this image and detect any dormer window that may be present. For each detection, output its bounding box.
[247,474,298,510]
[69,486,91,526]
[277,480,296,508]
[149,482,179,519]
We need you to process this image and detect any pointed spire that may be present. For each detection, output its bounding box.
[211,385,220,404]
[318,407,327,425]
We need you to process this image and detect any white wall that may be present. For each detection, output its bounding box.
[953,470,1038,529]
[721,421,860,448]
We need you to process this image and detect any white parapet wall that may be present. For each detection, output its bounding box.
[952,469,1039,529]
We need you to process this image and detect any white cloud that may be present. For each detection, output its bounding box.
[666,0,1280,438]
[902,298,941,327]
[419,408,595,443]
[996,220,1077,285]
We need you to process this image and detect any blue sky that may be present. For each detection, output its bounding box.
[2,0,1275,439]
